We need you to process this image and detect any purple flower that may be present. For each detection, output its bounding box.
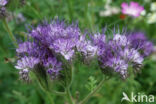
[91,33,106,56]
[127,32,154,57]
[112,34,130,46]
[121,48,143,65]
[106,57,128,79]
[30,20,80,60]
[50,38,76,60]
[76,35,97,57]
[15,20,85,81]
[121,1,144,17]
[15,56,40,70]
[93,32,144,79]
[92,33,106,45]
[45,58,62,79]
[0,0,7,6]
[16,42,35,53]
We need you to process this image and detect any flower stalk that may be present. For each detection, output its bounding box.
[65,65,75,104]
[79,76,106,104]
[66,87,75,104]
[37,79,54,104]
[2,19,18,47]
[67,0,74,20]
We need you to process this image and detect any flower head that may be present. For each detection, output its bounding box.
[112,34,130,46]
[30,20,80,60]
[93,32,145,79]
[0,0,7,6]
[76,35,97,58]
[121,1,144,17]
[127,32,154,57]
[15,56,40,70]
[45,58,62,79]
[16,42,36,53]
[15,20,91,81]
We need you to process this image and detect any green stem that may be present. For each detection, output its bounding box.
[79,76,106,104]
[46,91,55,104]
[66,87,74,104]
[52,90,66,96]
[67,0,74,20]
[37,80,54,104]
[2,19,18,47]
[45,0,54,14]
[65,65,75,104]
[108,19,123,28]
[26,2,42,20]
[85,0,94,32]
[69,65,74,87]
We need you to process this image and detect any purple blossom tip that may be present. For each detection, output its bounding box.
[15,56,40,70]
[0,0,8,6]
[93,31,147,79]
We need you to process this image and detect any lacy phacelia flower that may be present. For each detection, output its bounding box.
[76,35,97,58]
[15,20,96,81]
[46,58,62,79]
[16,42,35,53]
[107,57,128,79]
[127,32,154,57]
[15,57,40,70]
[121,48,143,65]
[0,0,7,6]
[93,33,146,79]
[15,57,39,81]
[30,21,80,60]
[121,1,144,17]
[16,40,63,80]
[112,34,130,46]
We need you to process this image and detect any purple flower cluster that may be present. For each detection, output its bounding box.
[15,20,97,81]
[30,21,80,60]
[15,20,153,81]
[76,35,97,58]
[92,32,153,79]
[127,32,154,57]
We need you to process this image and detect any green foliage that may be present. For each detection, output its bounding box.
[7,0,20,11]
[0,0,156,104]
[85,76,97,91]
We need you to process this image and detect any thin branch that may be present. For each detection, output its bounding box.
[79,76,108,104]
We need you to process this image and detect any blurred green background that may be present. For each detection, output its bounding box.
[0,0,156,104]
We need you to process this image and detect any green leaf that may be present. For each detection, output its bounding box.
[7,0,20,11]
[85,76,97,91]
